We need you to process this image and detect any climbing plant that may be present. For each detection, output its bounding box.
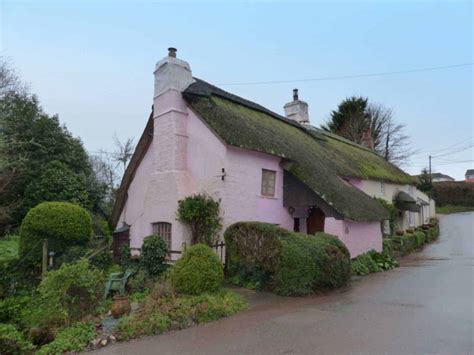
[177,194,222,246]
[374,197,398,235]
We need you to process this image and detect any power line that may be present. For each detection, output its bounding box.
[411,137,472,156]
[219,62,473,86]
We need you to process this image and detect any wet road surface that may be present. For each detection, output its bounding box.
[97,212,473,354]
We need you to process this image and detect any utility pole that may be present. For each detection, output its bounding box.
[42,239,48,279]
[429,155,432,184]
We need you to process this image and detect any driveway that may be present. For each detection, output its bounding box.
[97,212,474,354]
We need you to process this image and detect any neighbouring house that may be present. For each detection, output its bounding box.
[465,169,474,182]
[425,172,455,182]
[111,48,435,259]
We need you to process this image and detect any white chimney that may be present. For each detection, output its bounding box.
[283,89,309,124]
[154,47,195,98]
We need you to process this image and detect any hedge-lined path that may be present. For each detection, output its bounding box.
[96,212,473,355]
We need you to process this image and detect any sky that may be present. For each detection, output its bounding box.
[1,0,472,180]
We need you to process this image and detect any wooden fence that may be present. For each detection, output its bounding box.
[130,241,226,265]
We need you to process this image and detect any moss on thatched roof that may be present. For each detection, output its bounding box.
[184,79,414,221]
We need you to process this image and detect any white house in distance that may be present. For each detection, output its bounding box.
[430,173,455,182]
[111,48,435,259]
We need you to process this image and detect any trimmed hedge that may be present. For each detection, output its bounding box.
[224,222,351,296]
[19,202,92,265]
[171,244,224,295]
[388,225,439,256]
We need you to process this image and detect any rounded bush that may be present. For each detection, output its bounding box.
[140,235,168,277]
[171,244,224,294]
[19,202,92,264]
[225,222,351,296]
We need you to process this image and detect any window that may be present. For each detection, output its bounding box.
[380,182,385,195]
[261,169,276,197]
[152,222,172,250]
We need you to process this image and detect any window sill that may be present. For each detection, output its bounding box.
[257,194,278,200]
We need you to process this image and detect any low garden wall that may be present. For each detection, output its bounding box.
[224,222,351,296]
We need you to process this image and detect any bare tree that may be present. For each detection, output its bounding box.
[323,97,415,167]
[367,103,415,166]
[0,57,27,99]
[112,134,135,174]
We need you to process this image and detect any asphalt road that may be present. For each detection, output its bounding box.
[98,212,474,355]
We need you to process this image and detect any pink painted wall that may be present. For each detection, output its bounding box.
[119,105,293,253]
[325,217,382,257]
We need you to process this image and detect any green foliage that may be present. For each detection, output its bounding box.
[323,96,369,143]
[140,235,168,277]
[0,235,19,263]
[35,259,104,326]
[432,181,474,207]
[436,205,474,214]
[19,202,92,266]
[0,294,31,326]
[224,222,351,296]
[23,160,90,212]
[0,323,34,355]
[416,168,433,196]
[127,269,154,294]
[171,244,224,295]
[0,235,20,297]
[177,194,222,246]
[37,322,95,355]
[115,289,246,341]
[374,198,398,234]
[351,250,398,276]
[0,90,106,233]
[88,247,115,271]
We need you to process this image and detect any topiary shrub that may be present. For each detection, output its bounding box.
[225,222,351,296]
[177,194,222,246]
[19,202,92,266]
[0,323,34,355]
[35,259,104,327]
[171,244,224,295]
[140,235,168,277]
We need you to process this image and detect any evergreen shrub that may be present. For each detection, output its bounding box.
[224,222,351,296]
[140,235,168,277]
[171,244,224,295]
[19,202,92,265]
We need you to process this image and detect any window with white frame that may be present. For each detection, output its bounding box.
[261,169,276,197]
[152,222,172,250]
[380,182,385,195]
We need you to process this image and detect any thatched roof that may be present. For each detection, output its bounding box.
[112,78,415,226]
[183,79,415,221]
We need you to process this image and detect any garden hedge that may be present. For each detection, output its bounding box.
[388,225,439,256]
[224,222,351,296]
[19,202,92,265]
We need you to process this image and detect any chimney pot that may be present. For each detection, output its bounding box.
[284,89,309,124]
[168,47,177,58]
[293,88,299,101]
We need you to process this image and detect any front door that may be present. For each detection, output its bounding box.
[307,207,325,235]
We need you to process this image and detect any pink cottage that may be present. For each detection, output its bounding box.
[111,49,434,259]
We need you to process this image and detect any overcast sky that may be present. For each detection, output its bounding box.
[1,0,472,180]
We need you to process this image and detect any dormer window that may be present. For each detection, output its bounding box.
[261,169,276,197]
